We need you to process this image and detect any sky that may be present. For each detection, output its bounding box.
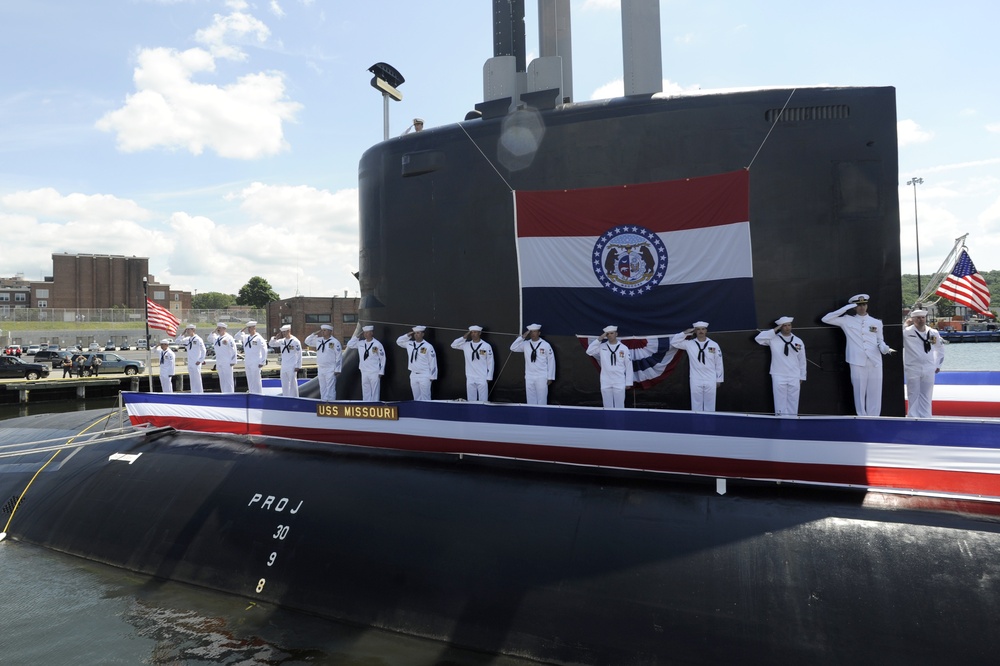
[2,0,999,301]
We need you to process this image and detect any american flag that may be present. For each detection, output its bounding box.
[146,298,181,336]
[935,249,994,317]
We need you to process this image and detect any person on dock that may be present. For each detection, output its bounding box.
[586,325,633,409]
[91,354,102,377]
[269,324,303,397]
[902,309,945,418]
[209,322,238,393]
[304,324,343,401]
[754,316,807,415]
[347,325,385,401]
[236,320,268,395]
[450,325,494,402]
[158,339,176,393]
[61,355,73,378]
[74,353,87,378]
[510,324,556,405]
[670,321,724,412]
[821,294,894,416]
[175,324,207,393]
[396,326,437,401]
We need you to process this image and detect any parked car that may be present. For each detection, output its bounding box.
[26,345,41,356]
[3,345,22,357]
[88,342,101,352]
[79,353,145,376]
[33,350,76,368]
[137,339,148,351]
[105,341,116,351]
[0,355,50,380]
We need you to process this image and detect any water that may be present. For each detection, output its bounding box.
[938,340,1000,370]
[0,541,533,665]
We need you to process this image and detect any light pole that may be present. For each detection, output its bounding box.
[368,62,404,141]
[907,177,924,297]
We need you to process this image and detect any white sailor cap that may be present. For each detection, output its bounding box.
[216,322,228,328]
[603,325,618,333]
[246,320,258,327]
[775,316,794,326]
[362,325,374,332]
[184,323,196,330]
[159,338,171,345]
[280,324,291,332]
[526,323,542,331]
[412,325,427,332]
[320,324,333,331]
[414,117,424,124]
[910,309,928,317]
[468,325,483,332]
[693,321,709,329]
[849,293,870,304]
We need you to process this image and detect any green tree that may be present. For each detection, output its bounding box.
[236,276,279,309]
[192,291,237,309]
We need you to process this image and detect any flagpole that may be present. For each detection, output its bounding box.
[143,278,153,393]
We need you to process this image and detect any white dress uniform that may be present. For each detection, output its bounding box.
[450,335,494,402]
[510,333,556,405]
[903,324,945,418]
[754,327,807,416]
[586,337,633,409]
[269,333,303,397]
[396,332,437,401]
[175,330,207,393]
[210,329,238,393]
[157,345,176,393]
[670,331,724,412]
[821,300,893,416]
[304,331,343,402]
[347,334,385,401]
[237,328,268,395]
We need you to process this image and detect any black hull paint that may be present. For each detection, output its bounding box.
[3,410,999,664]
[349,87,904,416]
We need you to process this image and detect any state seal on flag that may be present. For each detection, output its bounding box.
[592,225,668,296]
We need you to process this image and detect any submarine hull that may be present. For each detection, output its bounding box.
[3,410,999,664]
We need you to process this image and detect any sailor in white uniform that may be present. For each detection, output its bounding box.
[268,324,303,397]
[821,294,895,416]
[396,325,437,401]
[510,324,556,405]
[175,324,207,393]
[754,316,807,415]
[208,322,238,393]
[347,325,385,401]
[450,325,494,402]
[902,309,945,418]
[586,325,633,409]
[236,320,268,395]
[304,324,343,402]
[157,338,175,393]
[670,321,724,412]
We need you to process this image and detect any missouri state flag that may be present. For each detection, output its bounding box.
[514,170,756,336]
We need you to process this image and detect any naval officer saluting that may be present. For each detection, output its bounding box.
[586,325,633,409]
[396,325,437,401]
[269,324,303,397]
[347,325,385,401]
[157,338,176,393]
[209,322,238,393]
[305,324,343,401]
[754,316,807,415]
[510,324,556,405]
[670,321,724,412]
[902,309,945,418]
[236,320,268,395]
[450,325,494,402]
[175,324,207,393]
[821,293,894,416]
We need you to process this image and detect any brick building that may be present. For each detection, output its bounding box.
[266,296,360,345]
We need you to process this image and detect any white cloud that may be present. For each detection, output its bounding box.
[590,78,701,101]
[195,11,271,62]
[581,0,619,9]
[986,123,1000,134]
[897,119,933,147]
[95,46,301,159]
[269,1,285,18]
[1,188,151,222]
[979,195,1000,226]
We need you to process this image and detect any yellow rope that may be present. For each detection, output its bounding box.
[1,411,118,537]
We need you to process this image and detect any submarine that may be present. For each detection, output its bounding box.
[4,2,1000,664]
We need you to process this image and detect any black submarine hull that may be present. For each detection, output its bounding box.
[348,86,903,416]
[3,409,999,664]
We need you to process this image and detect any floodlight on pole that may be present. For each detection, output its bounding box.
[907,177,924,296]
[368,62,405,141]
